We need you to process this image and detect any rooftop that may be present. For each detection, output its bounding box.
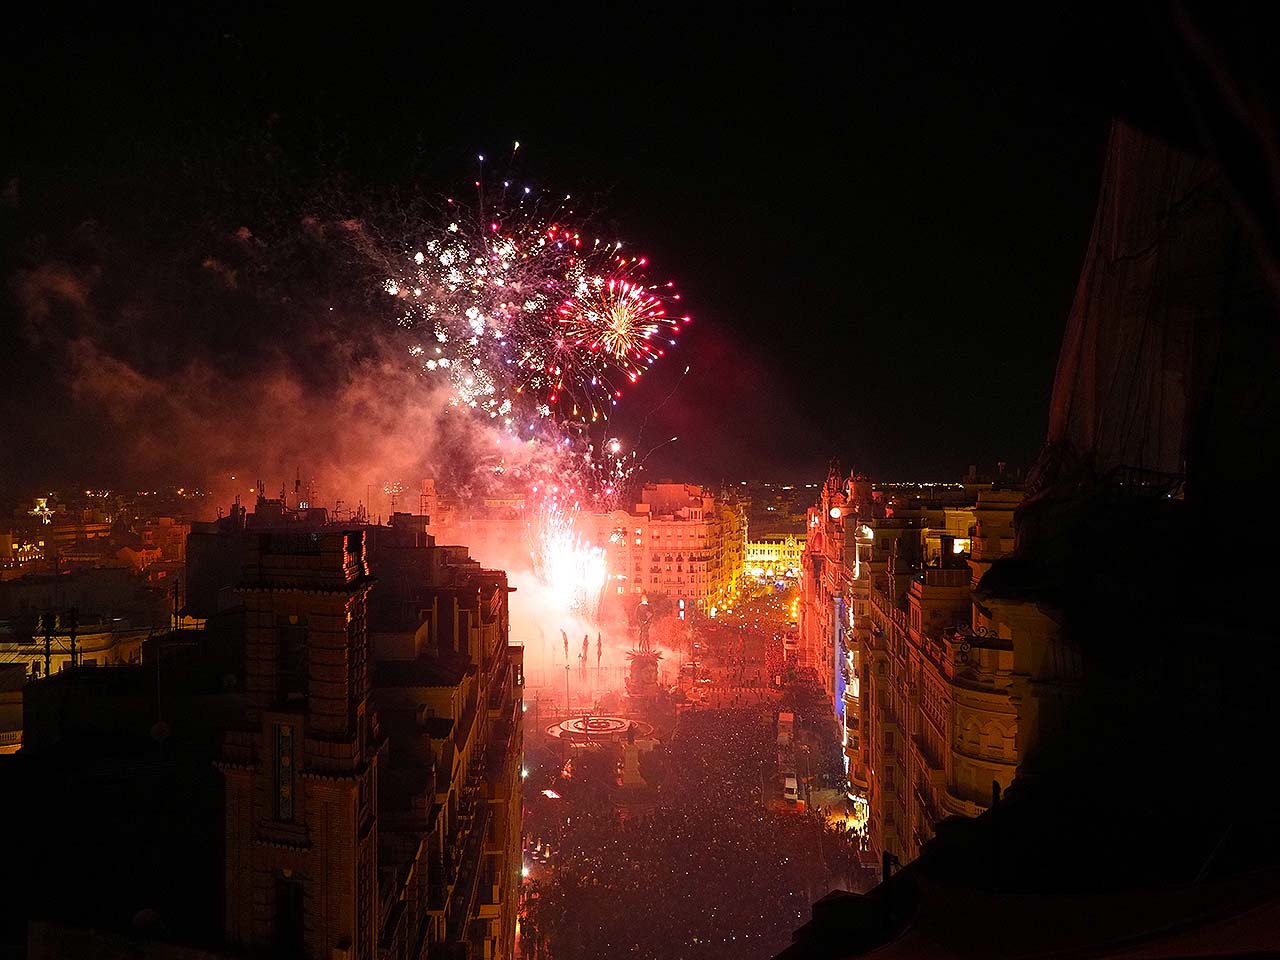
[373,649,474,688]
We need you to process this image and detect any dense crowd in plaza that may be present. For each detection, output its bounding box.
[519,696,872,960]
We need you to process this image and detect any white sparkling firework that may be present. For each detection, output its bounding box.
[531,495,607,620]
[382,176,689,429]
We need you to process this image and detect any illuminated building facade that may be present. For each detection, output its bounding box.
[580,508,657,602]
[863,486,1040,865]
[425,479,746,619]
[632,482,746,616]
[798,466,888,824]
[745,533,805,579]
[800,469,1052,865]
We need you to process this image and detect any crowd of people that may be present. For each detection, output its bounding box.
[519,697,873,960]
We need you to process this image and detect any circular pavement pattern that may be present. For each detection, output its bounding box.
[545,715,654,744]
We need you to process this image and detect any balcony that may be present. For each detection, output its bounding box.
[914,783,939,823]
[920,567,969,588]
[911,735,944,776]
[446,805,492,941]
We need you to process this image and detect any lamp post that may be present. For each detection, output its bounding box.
[800,743,812,807]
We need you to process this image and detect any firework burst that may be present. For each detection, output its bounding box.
[372,152,692,620]
[382,161,689,432]
[556,268,681,384]
[529,493,607,620]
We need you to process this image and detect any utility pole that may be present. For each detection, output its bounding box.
[66,607,78,668]
[42,612,53,678]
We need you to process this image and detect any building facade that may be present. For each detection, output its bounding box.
[631,482,745,616]
[799,468,1060,866]
[213,513,524,960]
[424,479,747,621]
[218,529,380,960]
[368,516,523,960]
[745,533,805,579]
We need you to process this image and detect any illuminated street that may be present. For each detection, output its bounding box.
[516,583,872,959]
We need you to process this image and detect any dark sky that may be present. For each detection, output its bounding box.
[1,5,1111,493]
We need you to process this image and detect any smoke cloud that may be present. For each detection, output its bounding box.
[5,163,691,700]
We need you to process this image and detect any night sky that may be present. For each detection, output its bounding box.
[1,6,1112,493]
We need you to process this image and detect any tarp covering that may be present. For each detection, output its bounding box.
[1038,120,1233,489]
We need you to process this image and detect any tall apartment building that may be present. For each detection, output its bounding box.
[368,516,523,960]
[5,502,523,960]
[632,481,746,616]
[202,506,524,960]
[800,468,1060,866]
[218,529,380,959]
[799,466,891,824]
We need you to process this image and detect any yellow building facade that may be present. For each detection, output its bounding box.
[801,474,1073,867]
[745,533,805,578]
[628,482,746,615]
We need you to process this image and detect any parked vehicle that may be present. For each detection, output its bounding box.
[777,711,795,748]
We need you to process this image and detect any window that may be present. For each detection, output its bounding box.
[275,722,296,822]
[277,621,308,702]
[273,878,304,959]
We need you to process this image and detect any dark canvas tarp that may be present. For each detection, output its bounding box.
[1042,121,1222,484]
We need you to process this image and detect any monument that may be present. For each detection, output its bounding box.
[625,595,662,701]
